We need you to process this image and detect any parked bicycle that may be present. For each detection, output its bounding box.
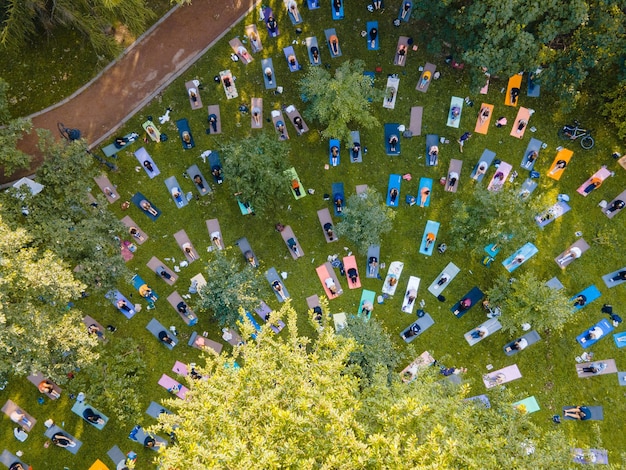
[557,120,594,149]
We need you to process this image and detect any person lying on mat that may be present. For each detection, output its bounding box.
[52,432,77,448]
[265,67,274,84]
[287,238,301,256]
[333,0,342,13]
[418,71,431,89]
[396,44,407,65]
[584,325,603,342]
[368,256,378,276]
[222,75,234,93]
[563,406,591,421]
[9,462,26,470]
[361,301,374,317]
[479,106,490,123]
[312,306,323,324]
[389,188,399,203]
[276,121,286,136]
[289,179,301,197]
[609,270,626,282]
[419,187,430,207]
[329,35,339,55]
[156,266,172,281]
[505,337,528,352]
[440,367,466,376]
[88,323,105,339]
[129,226,145,242]
[516,119,527,135]
[385,87,396,105]
[293,116,305,132]
[425,232,436,248]
[330,145,340,166]
[177,301,194,320]
[402,323,421,339]
[447,171,459,189]
[324,277,339,295]
[510,87,520,105]
[146,125,160,142]
[573,294,587,307]
[252,107,262,126]
[188,88,199,105]
[388,275,398,287]
[158,330,175,346]
[83,407,105,425]
[10,409,31,428]
[193,174,207,193]
[347,267,358,285]
[606,199,625,214]
[581,362,607,374]
[369,28,378,48]
[117,299,134,314]
[434,273,450,289]
[323,222,335,241]
[171,187,183,202]
[182,243,197,260]
[210,231,223,249]
[288,1,301,22]
[334,196,343,213]
[506,254,525,269]
[450,106,460,120]
[38,379,61,398]
[403,289,417,312]
[401,2,411,19]
[182,131,193,148]
[266,16,278,33]
[453,298,472,315]
[491,171,505,187]
[143,159,155,173]
[311,46,320,64]
[389,134,399,152]
[288,55,297,68]
[249,31,261,51]
[549,159,568,175]
[103,186,116,199]
[272,280,287,300]
[245,250,258,268]
[144,436,160,448]
[139,285,157,303]
[428,145,438,160]
[470,326,488,339]
[583,177,602,195]
[211,165,223,184]
[557,246,582,265]
[237,45,251,62]
[140,200,158,216]
[524,151,538,169]
[351,142,361,161]
[208,114,218,133]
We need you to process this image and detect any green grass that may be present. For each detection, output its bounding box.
[1,3,625,469]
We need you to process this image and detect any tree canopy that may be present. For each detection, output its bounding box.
[153,303,573,468]
[335,188,395,254]
[0,78,32,175]
[221,132,292,214]
[299,59,383,144]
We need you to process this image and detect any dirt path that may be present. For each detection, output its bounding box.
[10,0,257,183]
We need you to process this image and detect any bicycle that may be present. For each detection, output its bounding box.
[557,120,594,150]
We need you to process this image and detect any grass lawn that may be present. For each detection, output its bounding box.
[1,2,625,468]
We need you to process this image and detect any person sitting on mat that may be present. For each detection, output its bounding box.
[288,55,297,68]
[312,306,323,324]
[351,142,361,161]
[402,322,421,339]
[329,35,339,55]
[584,325,603,342]
[158,330,175,346]
[331,145,339,166]
[524,150,538,169]
[311,46,320,64]
[138,284,157,302]
[573,294,587,307]
[434,273,450,289]
[211,164,223,184]
[347,267,358,285]
[324,277,339,295]
[249,31,260,51]
[293,116,305,133]
[609,270,626,282]
[188,89,199,106]
[140,200,158,216]
[143,160,155,173]
[177,301,192,318]
[222,76,234,93]
[117,299,134,314]
[52,432,76,448]
[334,196,343,214]
[323,222,335,241]
[88,323,105,339]
[389,134,399,152]
[83,407,105,425]
[581,362,607,374]
[401,1,411,19]
[505,337,528,352]
[245,250,258,268]
[453,298,472,315]
[389,188,399,204]
[361,300,374,317]
[479,106,490,123]
[396,44,407,65]
[420,187,431,207]
[369,28,378,48]
[182,131,192,148]
[210,231,223,249]
[38,379,61,398]
[144,436,159,448]
[237,45,251,62]
[563,406,592,421]
[470,326,489,339]
[425,232,436,248]
[447,171,459,189]
[276,121,286,137]
[156,266,172,281]
[129,226,145,242]
[252,107,262,126]
[264,67,274,84]
[272,280,287,300]
[368,256,378,276]
[606,199,624,214]
[557,246,582,265]
[182,243,197,261]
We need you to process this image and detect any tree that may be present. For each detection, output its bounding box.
[152,303,573,468]
[486,272,575,334]
[196,249,265,328]
[338,316,404,385]
[299,59,384,144]
[447,186,550,254]
[603,80,626,140]
[221,133,291,215]
[0,0,155,56]
[335,188,395,254]
[0,135,130,290]
[69,337,146,424]
[0,78,32,176]
[0,212,99,382]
